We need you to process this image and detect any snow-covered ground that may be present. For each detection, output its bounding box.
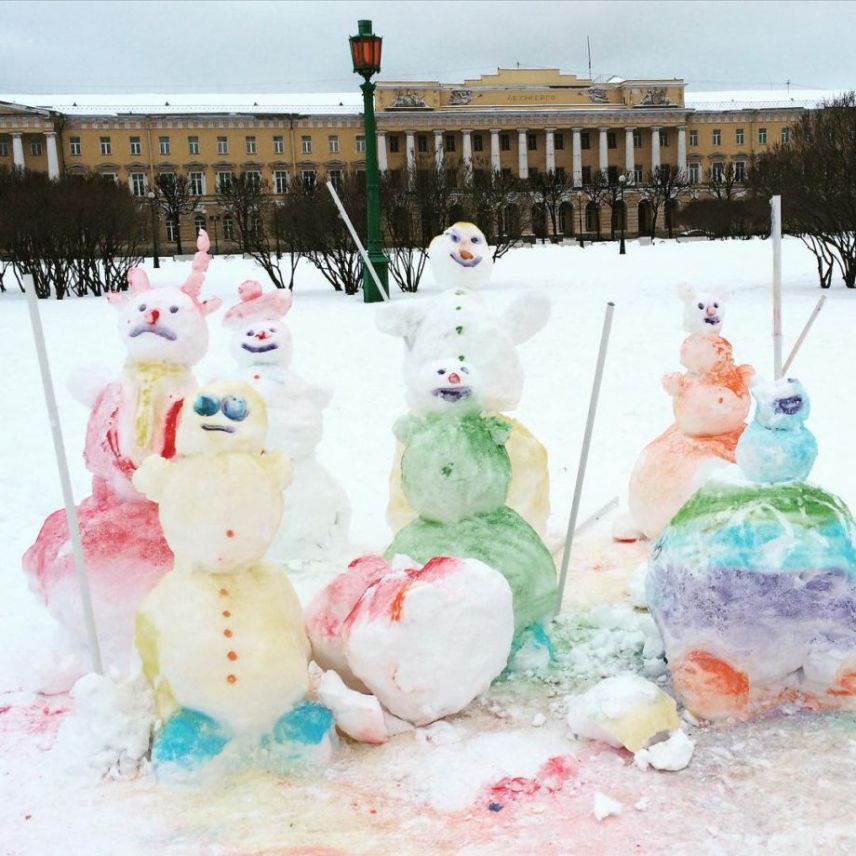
[2,237,855,854]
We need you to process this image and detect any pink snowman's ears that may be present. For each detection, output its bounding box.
[222,280,293,329]
[108,267,150,304]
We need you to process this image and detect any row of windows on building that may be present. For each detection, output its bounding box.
[0,139,43,157]
[699,127,789,146]
[66,133,367,158]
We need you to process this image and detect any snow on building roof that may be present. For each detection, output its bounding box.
[685,89,842,111]
[1,92,363,116]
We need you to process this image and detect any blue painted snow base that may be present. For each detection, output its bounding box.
[153,708,230,770]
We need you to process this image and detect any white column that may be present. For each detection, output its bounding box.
[406,130,416,174]
[490,128,500,172]
[377,132,388,171]
[517,129,528,179]
[434,129,444,170]
[45,132,60,179]
[545,128,556,174]
[572,127,582,187]
[651,126,661,172]
[461,129,473,171]
[677,126,687,174]
[11,132,24,169]
[599,128,608,176]
[625,127,635,177]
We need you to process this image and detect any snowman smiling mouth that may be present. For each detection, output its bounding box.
[703,316,720,326]
[775,395,803,415]
[432,386,473,403]
[241,342,279,353]
[450,253,482,268]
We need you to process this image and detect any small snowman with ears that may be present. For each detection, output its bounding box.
[222,281,350,562]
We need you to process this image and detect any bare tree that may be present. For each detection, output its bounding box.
[580,171,611,238]
[707,161,739,200]
[603,171,634,240]
[527,169,574,240]
[468,159,526,259]
[152,173,197,254]
[639,165,691,238]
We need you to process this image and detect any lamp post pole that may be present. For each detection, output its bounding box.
[350,19,389,303]
[147,189,160,268]
[618,174,626,255]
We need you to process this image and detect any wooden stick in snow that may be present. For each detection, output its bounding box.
[782,295,826,375]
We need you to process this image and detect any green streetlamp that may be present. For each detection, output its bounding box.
[350,19,390,303]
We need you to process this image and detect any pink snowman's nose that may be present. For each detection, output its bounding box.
[146,308,160,324]
[706,306,717,316]
[448,372,461,384]
[256,331,269,340]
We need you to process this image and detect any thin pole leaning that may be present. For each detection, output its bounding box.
[771,195,783,378]
[782,294,826,375]
[24,274,103,674]
[326,181,389,302]
[556,302,615,612]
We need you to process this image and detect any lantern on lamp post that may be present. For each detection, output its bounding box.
[349,19,390,303]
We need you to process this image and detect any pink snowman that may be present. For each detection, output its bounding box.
[622,284,754,541]
[23,231,221,677]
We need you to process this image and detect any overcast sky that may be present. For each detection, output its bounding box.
[3,0,855,94]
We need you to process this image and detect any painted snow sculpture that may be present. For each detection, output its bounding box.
[377,222,551,536]
[648,379,856,722]
[384,359,558,635]
[223,280,350,561]
[23,232,220,673]
[625,284,754,540]
[133,380,333,774]
[307,553,514,726]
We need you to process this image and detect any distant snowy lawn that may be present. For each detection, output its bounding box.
[2,237,855,854]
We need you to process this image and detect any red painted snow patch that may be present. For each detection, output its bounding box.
[487,754,578,804]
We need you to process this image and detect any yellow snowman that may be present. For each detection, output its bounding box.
[133,380,333,774]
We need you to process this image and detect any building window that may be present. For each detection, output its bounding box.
[130,172,146,196]
[100,136,111,155]
[245,170,261,189]
[217,136,228,154]
[356,135,366,153]
[245,136,256,155]
[500,133,510,151]
[527,133,537,151]
[159,136,170,155]
[688,129,698,146]
[607,132,617,149]
[273,135,284,154]
[734,160,746,182]
[633,129,642,148]
[581,165,592,184]
[781,127,790,144]
[129,136,141,155]
[556,166,566,182]
[328,168,343,190]
[217,171,233,192]
[736,128,745,145]
[712,129,721,146]
[580,132,590,150]
[0,140,7,157]
[101,172,117,184]
[194,213,206,234]
[659,129,669,147]
[189,171,204,195]
[469,133,481,152]
[441,133,454,152]
[301,169,316,190]
[688,162,700,183]
[30,141,43,156]
[759,127,768,144]
[302,135,312,154]
[69,137,81,156]
[607,165,618,184]
[711,162,724,182]
[554,132,564,150]
[634,163,643,183]
[165,217,178,243]
[158,172,177,190]
[389,135,400,153]
[188,136,199,155]
[274,170,289,194]
[223,215,234,240]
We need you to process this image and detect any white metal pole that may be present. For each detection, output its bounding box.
[556,302,615,611]
[326,181,390,302]
[23,274,103,674]
[782,294,826,375]
[771,195,783,378]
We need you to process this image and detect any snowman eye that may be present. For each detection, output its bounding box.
[170,305,179,314]
[246,330,254,337]
[193,394,220,417]
[450,233,460,243]
[138,303,147,311]
[437,369,446,375]
[713,303,719,309]
[471,236,480,244]
[697,303,704,310]
[461,366,469,373]
[269,327,275,333]
[222,396,249,421]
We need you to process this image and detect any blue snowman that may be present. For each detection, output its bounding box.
[735,377,818,484]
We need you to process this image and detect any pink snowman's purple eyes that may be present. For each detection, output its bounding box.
[170,305,179,313]
[138,303,147,311]
[246,330,254,337]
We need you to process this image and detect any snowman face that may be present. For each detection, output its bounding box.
[229,317,293,368]
[429,222,494,290]
[176,381,268,455]
[753,377,810,430]
[411,359,482,413]
[116,285,210,366]
[682,290,725,335]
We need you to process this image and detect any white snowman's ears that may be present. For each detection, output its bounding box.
[677,281,696,302]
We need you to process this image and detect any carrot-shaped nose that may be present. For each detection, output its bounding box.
[459,249,474,260]
[448,372,461,384]
[146,308,160,324]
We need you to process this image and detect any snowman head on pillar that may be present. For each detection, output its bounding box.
[428,222,494,291]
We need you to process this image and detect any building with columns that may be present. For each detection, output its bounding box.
[1,69,818,244]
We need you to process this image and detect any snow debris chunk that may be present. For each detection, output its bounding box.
[593,791,624,821]
[634,729,695,771]
[316,669,389,744]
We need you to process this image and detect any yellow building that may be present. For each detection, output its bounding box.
[0,69,814,243]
